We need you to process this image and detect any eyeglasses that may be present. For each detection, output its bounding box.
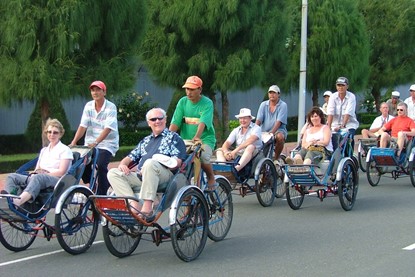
[46,130,60,135]
[397,109,404,111]
[148,116,164,122]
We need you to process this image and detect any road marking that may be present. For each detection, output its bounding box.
[402,243,415,250]
[0,240,104,267]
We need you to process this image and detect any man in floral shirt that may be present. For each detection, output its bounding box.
[107,108,186,219]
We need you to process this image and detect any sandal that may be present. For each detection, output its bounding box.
[137,210,155,222]
[204,182,218,192]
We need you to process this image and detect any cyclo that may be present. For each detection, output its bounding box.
[211,132,283,207]
[283,129,359,211]
[365,136,415,187]
[89,142,233,262]
[0,146,100,254]
[357,138,378,172]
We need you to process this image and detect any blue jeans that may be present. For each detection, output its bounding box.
[332,128,356,155]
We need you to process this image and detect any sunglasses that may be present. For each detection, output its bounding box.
[397,109,404,111]
[336,84,346,87]
[46,130,60,135]
[148,116,164,122]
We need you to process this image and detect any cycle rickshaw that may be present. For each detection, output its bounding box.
[0,146,100,254]
[365,137,415,187]
[89,142,233,262]
[211,132,283,207]
[283,130,359,211]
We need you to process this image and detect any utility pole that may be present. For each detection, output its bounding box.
[298,0,308,141]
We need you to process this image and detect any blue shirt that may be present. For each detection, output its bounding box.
[256,99,288,133]
[128,128,187,171]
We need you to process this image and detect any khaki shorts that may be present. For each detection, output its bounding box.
[200,144,213,163]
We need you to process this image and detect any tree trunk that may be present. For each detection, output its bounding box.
[40,98,50,147]
[221,91,229,139]
[371,87,381,111]
[209,94,222,147]
[312,87,319,107]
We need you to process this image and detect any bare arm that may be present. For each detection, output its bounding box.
[70,126,87,146]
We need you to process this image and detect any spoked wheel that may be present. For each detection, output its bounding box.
[338,160,359,211]
[273,161,286,198]
[171,188,208,262]
[0,219,38,251]
[205,178,233,242]
[358,152,367,172]
[366,160,381,187]
[255,159,277,207]
[55,188,99,255]
[285,182,304,210]
[102,220,143,258]
[409,161,415,187]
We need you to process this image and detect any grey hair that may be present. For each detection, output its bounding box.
[146,107,167,121]
[397,102,408,115]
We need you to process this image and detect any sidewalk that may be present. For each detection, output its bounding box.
[0,136,362,191]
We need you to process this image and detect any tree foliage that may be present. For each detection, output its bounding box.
[358,0,415,106]
[140,0,292,141]
[0,0,148,145]
[285,0,370,106]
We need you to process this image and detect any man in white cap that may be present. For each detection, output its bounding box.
[404,85,415,120]
[70,80,119,195]
[256,85,288,161]
[327,77,359,149]
[216,108,262,173]
[321,91,332,115]
[386,91,402,116]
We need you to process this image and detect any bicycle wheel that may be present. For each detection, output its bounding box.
[0,219,38,252]
[285,182,304,210]
[255,159,277,207]
[366,160,381,187]
[55,188,99,255]
[102,220,142,258]
[409,161,415,187]
[358,151,367,172]
[206,178,233,242]
[338,160,358,211]
[273,161,286,198]
[171,188,208,262]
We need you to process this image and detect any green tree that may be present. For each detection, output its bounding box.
[358,0,415,108]
[285,0,370,106]
[0,0,147,146]
[140,0,291,142]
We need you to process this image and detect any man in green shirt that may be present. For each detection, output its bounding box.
[169,75,217,189]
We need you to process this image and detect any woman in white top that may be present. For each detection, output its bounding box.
[4,118,73,206]
[287,107,333,165]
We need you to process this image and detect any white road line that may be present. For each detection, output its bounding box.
[0,240,104,267]
[402,243,415,250]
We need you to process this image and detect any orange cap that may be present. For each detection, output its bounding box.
[182,76,203,89]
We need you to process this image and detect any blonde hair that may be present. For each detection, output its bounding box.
[44,118,65,136]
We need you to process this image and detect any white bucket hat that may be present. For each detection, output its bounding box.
[235,108,255,119]
[152,154,178,169]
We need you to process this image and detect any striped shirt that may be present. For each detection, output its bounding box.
[80,99,119,156]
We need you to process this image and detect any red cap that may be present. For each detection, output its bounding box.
[89,81,106,92]
[182,76,203,89]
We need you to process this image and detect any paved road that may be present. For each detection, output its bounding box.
[1,168,415,277]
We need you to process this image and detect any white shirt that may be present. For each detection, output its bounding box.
[369,114,394,130]
[38,141,73,174]
[227,122,263,150]
[327,91,359,130]
[404,97,415,121]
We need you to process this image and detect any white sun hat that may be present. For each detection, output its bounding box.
[152,154,178,169]
[235,108,255,119]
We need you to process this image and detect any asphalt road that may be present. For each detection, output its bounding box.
[1,171,415,277]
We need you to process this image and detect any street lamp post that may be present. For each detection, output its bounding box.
[298,0,308,141]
